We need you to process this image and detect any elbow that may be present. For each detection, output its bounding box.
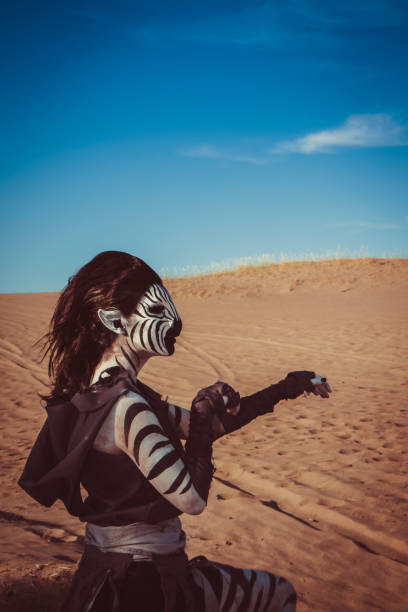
[184,497,206,515]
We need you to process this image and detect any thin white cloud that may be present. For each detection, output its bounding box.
[269,114,407,154]
[183,114,407,164]
[183,145,267,165]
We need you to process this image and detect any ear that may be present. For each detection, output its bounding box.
[97,308,126,335]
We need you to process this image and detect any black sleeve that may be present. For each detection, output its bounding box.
[183,388,222,502]
[219,371,315,435]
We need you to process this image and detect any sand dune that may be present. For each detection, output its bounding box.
[1,258,407,611]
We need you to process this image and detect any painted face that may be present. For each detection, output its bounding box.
[124,284,182,356]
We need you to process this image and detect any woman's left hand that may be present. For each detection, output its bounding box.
[309,374,332,398]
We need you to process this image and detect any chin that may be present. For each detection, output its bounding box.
[163,335,176,356]
[166,344,175,356]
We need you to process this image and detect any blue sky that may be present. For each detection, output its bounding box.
[1,0,407,292]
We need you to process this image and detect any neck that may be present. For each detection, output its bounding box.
[91,336,150,385]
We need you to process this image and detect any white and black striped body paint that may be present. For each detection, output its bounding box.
[125,283,182,357]
[114,390,205,515]
[190,564,296,611]
[94,283,182,384]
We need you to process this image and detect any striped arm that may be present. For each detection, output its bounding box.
[166,403,191,439]
[114,391,206,515]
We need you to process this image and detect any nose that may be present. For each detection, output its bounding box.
[171,317,182,337]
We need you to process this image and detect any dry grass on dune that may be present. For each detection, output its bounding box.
[165,257,408,297]
[1,257,408,611]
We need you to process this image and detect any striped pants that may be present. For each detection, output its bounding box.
[68,550,297,611]
[118,556,296,611]
[188,556,296,611]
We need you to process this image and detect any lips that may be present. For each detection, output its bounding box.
[164,319,181,353]
[164,331,177,352]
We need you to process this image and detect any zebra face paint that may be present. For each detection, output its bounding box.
[124,284,182,357]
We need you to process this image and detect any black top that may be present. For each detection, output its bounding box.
[18,372,184,525]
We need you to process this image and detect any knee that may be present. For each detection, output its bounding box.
[271,575,297,612]
[282,578,297,612]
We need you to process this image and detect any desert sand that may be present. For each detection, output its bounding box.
[1,258,407,611]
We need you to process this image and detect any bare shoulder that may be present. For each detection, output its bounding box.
[93,389,152,454]
[113,389,157,451]
[113,389,151,416]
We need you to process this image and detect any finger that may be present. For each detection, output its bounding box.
[320,382,331,395]
[314,384,329,398]
[226,403,241,416]
[321,385,330,398]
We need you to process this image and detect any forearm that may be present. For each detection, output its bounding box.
[217,371,316,436]
[219,380,288,434]
[166,403,190,439]
[184,399,214,502]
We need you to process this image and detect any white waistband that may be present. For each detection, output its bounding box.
[85,517,186,561]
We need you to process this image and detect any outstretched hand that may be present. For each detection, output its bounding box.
[309,375,332,398]
[283,371,332,399]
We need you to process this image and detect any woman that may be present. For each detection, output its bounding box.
[19,251,331,612]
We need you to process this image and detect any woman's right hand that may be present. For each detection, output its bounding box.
[309,374,332,398]
[283,371,332,399]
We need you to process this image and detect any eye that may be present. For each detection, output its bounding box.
[147,304,165,315]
